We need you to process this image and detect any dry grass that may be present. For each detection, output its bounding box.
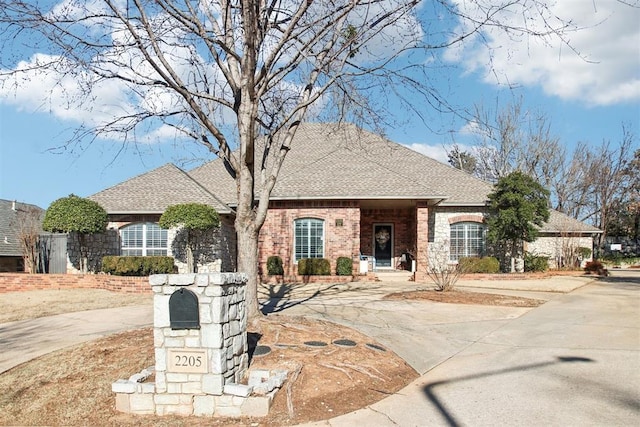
[0,290,151,323]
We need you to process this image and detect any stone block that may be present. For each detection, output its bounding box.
[154,394,180,405]
[194,274,209,287]
[164,337,185,348]
[224,383,252,397]
[153,295,170,327]
[168,274,196,286]
[241,396,272,417]
[201,324,223,349]
[193,395,216,416]
[149,275,168,287]
[153,328,165,347]
[182,381,203,394]
[155,348,166,371]
[199,304,212,324]
[166,373,189,382]
[130,393,155,414]
[137,382,155,394]
[248,369,270,388]
[112,379,136,394]
[167,383,182,394]
[115,393,131,413]
[185,336,201,347]
[202,373,224,395]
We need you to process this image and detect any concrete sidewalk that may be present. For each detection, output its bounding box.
[0,305,152,374]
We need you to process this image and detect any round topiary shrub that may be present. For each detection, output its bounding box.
[267,256,284,275]
[336,257,353,276]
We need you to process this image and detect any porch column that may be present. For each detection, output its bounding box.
[415,202,430,282]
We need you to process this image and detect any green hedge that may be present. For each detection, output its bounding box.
[298,258,331,276]
[336,257,353,276]
[524,253,549,272]
[266,256,284,275]
[102,256,175,276]
[458,257,500,274]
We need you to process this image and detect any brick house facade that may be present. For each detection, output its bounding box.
[81,123,599,279]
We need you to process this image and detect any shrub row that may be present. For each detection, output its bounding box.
[102,256,175,276]
[266,256,355,276]
[458,257,500,274]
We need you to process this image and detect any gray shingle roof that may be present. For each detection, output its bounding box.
[89,164,231,214]
[0,199,44,257]
[190,123,492,205]
[540,210,602,234]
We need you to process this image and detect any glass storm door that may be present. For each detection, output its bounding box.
[373,224,393,268]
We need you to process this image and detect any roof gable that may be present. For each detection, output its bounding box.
[0,199,44,257]
[89,164,231,214]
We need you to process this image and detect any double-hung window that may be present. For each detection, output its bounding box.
[449,222,485,262]
[120,223,168,256]
[294,218,324,261]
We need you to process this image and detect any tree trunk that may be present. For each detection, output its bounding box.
[236,221,261,319]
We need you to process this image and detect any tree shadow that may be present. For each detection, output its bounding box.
[422,356,595,427]
[259,282,371,314]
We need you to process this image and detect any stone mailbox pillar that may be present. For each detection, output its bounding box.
[113,272,273,417]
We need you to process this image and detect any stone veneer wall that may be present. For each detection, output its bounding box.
[112,273,285,418]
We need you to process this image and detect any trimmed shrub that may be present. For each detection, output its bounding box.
[577,247,592,259]
[524,253,549,272]
[266,256,284,275]
[298,258,331,276]
[458,257,500,274]
[336,257,353,276]
[102,256,175,276]
[584,260,608,276]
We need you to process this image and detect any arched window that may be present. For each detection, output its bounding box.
[120,223,168,256]
[294,218,324,261]
[450,222,486,262]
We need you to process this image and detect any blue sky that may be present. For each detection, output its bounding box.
[1,0,639,210]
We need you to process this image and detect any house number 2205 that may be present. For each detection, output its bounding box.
[167,349,208,373]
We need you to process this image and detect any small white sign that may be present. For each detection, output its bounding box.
[610,244,622,251]
[167,349,208,373]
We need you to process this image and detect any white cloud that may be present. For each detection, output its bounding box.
[404,142,450,164]
[445,0,640,106]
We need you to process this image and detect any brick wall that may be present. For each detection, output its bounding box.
[0,273,151,294]
[259,200,361,276]
[360,207,416,260]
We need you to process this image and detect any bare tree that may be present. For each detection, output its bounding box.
[422,240,463,292]
[466,99,565,188]
[11,204,44,274]
[0,1,576,318]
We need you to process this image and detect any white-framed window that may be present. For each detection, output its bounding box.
[294,218,324,261]
[120,222,168,256]
[450,222,486,261]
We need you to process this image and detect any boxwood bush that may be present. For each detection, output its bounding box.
[298,258,331,276]
[336,257,353,276]
[458,257,500,274]
[524,253,549,272]
[102,256,175,276]
[266,256,284,275]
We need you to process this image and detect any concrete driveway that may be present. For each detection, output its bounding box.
[290,272,640,426]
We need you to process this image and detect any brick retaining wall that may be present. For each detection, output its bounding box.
[0,273,151,294]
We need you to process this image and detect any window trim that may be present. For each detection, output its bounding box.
[120,222,168,256]
[293,217,325,262]
[449,221,486,262]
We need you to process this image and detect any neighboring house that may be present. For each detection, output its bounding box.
[82,123,599,278]
[0,199,44,272]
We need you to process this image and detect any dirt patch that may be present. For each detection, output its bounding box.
[0,315,417,426]
[384,289,545,307]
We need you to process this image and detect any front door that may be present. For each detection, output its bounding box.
[373,224,393,268]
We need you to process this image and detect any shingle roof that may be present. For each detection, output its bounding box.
[190,123,493,205]
[540,209,602,234]
[89,164,231,214]
[0,199,44,257]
